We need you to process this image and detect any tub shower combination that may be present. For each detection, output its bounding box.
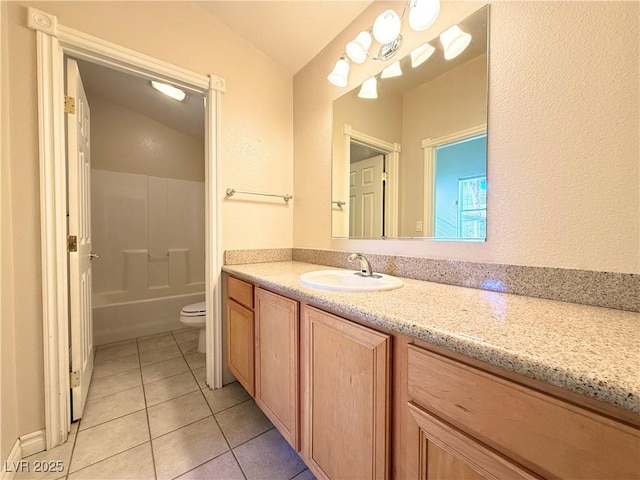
[91,170,205,345]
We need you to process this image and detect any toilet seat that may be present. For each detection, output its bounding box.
[180,301,206,317]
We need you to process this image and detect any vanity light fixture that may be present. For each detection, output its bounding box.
[328,0,440,87]
[328,57,350,87]
[150,81,186,101]
[358,76,378,99]
[381,61,403,79]
[440,25,472,60]
[410,42,435,68]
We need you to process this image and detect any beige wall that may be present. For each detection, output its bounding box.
[401,54,487,237]
[3,0,293,444]
[1,0,20,463]
[294,1,640,274]
[88,94,204,182]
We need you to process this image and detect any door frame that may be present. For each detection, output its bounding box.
[421,124,487,237]
[342,124,400,237]
[28,7,225,450]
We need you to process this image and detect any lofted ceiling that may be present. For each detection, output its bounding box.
[77,1,374,139]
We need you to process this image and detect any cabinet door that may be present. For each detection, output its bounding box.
[255,288,299,449]
[302,306,390,480]
[227,298,254,396]
[407,403,537,480]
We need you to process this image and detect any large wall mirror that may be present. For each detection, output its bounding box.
[331,5,489,240]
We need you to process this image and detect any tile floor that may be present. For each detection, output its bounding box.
[18,328,315,480]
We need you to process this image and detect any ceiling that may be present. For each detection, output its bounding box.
[78,1,374,139]
[196,1,374,75]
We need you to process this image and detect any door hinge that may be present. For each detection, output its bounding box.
[67,235,77,252]
[69,370,80,388]
[381,172,388,182]
[64,96,76,114]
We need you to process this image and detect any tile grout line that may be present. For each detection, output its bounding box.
[137,335,159,480]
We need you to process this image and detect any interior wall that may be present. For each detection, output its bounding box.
[5,0,293,442]
[1,0,20,463]
[88,94,205,182]
[293,1,640,274]
[400,54,487,237]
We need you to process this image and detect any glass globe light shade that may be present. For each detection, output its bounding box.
[327,58,350,87]
[381,61,402,79]
[346,31,372,64]
[410,42,435,68]
[440,25,472,60]
[372,10,401,45]
[408,0,440,32]
[358,76,378,99]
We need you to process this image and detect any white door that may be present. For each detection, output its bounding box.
[66,58,94,421]
[349,155,384,237]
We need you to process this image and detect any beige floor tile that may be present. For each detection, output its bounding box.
[215,400,273,448]
[291,469,316,480]
[184,352,206,370]
[15,434,75,480]
[234,428,306,480]
[70,410,149,473]
[79,386,145,431]
[139,343,182,366]
[94,342,138,364]
[141,357,189,384]
[95,338,137,350]
[70,421,79,434]
[138,334,177,353]
[148,391,212,439]
[173,328,199,344]
[152,417,229,480]
[203,382,251,414]
[92,354,140,379]
[137,331,172,341]
[144,371,199,407]
[178,339,199,355]
[87,369,142,401]
[191,367,207,389]
[67,443,154,480]
[175,451,244,480]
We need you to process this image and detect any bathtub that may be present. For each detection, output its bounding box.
[93,292,205,346]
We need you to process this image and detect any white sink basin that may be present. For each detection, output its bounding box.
[299,269,404,292]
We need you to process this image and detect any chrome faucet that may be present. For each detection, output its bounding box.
[348,253,379,277]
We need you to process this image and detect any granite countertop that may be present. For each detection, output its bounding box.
[223,261,640,415]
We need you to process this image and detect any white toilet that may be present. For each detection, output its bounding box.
[179,301,206,353]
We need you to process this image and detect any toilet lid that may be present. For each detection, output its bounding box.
[181,301,206,316]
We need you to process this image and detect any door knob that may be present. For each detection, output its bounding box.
[89,252,100,260]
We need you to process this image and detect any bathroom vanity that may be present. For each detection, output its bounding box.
[223,262,640,480]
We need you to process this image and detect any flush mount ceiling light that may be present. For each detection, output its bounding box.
[150,81,186,101]
[358,76,378,99]
[410,42,435,68]
[328,0,441,87]
[381,61,403,79]
[440,25,472,60]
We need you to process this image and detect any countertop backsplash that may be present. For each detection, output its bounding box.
[224,248,639,313]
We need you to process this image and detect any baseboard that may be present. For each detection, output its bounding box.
[1,438,21,480]
[1,430,47,480]
[19,430,46,457]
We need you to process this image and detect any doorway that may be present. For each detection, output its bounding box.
[67,57,209,421]
[30,7,224,449]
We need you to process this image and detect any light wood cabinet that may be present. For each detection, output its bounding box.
[226,276,255,396]
[301,305,391,480]
[254,288,300,450]
[407,344,640,480]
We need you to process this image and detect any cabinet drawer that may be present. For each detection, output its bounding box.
[407,345,640,479]
[227,276,253,309]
